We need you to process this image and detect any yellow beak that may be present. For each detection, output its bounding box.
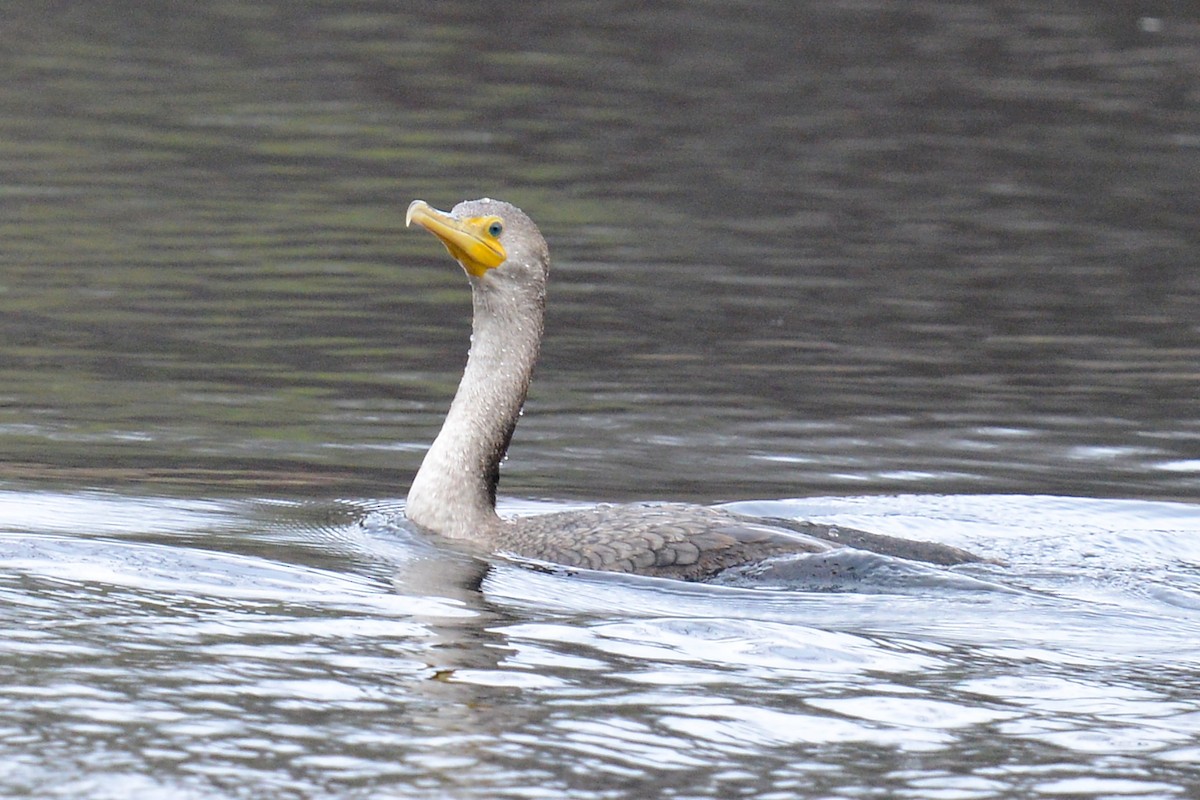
[406,200,507,278]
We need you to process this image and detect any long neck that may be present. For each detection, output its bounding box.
[406,279,544,538]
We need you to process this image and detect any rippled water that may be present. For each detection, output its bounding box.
[3,1,1200,798]
[4,493,1200,798]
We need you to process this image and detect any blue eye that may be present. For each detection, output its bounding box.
[488,221,503,237]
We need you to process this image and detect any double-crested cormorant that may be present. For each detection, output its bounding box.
[404,198,977,581]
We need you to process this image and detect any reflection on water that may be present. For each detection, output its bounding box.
[0,0,1197,502]
[2,0,1200,798]
[3,492,1200,798]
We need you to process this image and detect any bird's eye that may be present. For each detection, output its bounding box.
[487,221,503,237]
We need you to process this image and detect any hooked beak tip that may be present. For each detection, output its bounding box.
[405,199,429,228]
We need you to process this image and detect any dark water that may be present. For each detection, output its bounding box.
[2,1,1200,798]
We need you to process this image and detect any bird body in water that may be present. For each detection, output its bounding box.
[404,198,978,581]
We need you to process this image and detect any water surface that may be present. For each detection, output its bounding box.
[2,1,1200,798]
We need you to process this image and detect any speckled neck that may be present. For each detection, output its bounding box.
[405,272,545,539]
